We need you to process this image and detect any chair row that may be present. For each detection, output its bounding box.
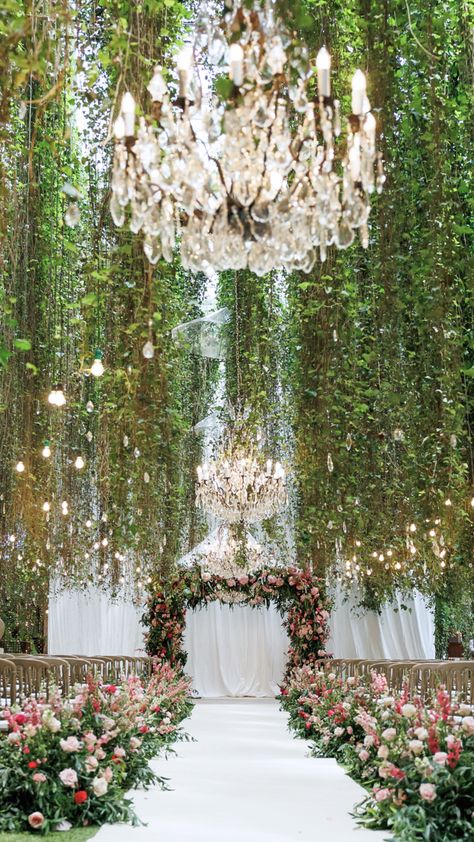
[314,658,474,702]
[0,654,152,707]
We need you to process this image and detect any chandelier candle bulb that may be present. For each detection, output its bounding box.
[229,43,244,86]
[121,92,136,136]
[147,66,167,102]
[176,45,193,97]
[15,460,25,473]
[316,47,331,97]
[351,69,366,115]
[113,115,125,140]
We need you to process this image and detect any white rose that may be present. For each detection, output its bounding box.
[401,703,417,718]
[92,776,108,797]
[414,727,428,740]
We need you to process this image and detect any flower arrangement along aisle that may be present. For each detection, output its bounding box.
[144,563,331,678]
[0,663,193,834]
[281,668,474,841]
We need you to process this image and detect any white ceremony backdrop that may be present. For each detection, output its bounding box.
[48,587,435,694]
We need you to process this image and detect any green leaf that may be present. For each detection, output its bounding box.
[14,338,31,351]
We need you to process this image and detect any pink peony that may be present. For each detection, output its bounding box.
[238,576,249,586]
[32,772,47,783]
[28,812,45,829]
[59,768,78,788]
[419,783,437,801]
[432,751,448,766]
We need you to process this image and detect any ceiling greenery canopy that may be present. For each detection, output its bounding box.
[0,0,473,651]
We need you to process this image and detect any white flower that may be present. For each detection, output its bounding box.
[401,703,417,718]
[364,735,375,748]
[92,776,108,797]
[7,732,21,744]
[334,727,344,737]
[462,716,474,736]
[409,739,424,755]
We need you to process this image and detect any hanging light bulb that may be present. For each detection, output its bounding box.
[90,350,104,377]
[42,501,50,513]
[101,537,108,547]
[85,519,92,528]
[15,460,25,473]
[74,455,85,470]
[142,340,155,359]
[61,500,69,515]
[51,384,66,407]
[41,440,51,458]
[86,400,94,413]
[409,523,416,533]
[444,498,452,507]
[471,497,474,508]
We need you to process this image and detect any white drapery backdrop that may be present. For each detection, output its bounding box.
[48,585,435,690]
[48,586,145,656]
[183,601,289,697]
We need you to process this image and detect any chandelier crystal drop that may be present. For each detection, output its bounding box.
[110,0,384,275]
[196,446,287,524]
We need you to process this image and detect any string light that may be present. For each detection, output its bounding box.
[409,523,416,533]
[142,340,154,360]
[48,384,66,407]
[74,455,85,470]
[42,501,50,513]
[15,460,25,473]
[41,441,51,458]
[61,500,69,515]
[90,350,104,377]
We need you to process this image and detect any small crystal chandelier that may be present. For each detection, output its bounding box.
[110,0,384,275]
[196,443,287,524]
[203,524,266,578]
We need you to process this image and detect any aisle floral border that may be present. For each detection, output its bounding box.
[144,564,331,679]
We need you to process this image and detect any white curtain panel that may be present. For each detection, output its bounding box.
[183,602,289,697]
[48,587,146,656]
[327,588,435,659]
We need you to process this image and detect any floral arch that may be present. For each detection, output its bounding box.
[144,565,331,680]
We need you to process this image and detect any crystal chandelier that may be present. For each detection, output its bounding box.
[110,0,385,275]
[203,524,266,578]
[196,443,287,523]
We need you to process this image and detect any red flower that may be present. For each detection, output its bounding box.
[105,685,117,694]
[28,761,38,769]
[23,746,30,754]
[15,713,27,725]
[74,790,88,804]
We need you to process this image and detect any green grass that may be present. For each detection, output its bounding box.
[0,829,98,841]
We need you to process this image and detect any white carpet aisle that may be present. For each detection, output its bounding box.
[95,700,389,842]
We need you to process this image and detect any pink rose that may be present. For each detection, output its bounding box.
[377,744,389,760]
[130,736,142,750]
[95,747,106,760]
[419,783,436,801]
[462,716,474,735]
[359,749,370,762]
[59,768,78,788]
[226,579,236,587]
[28,812,45,829]
[103,766,113,783]
[381,728,397,742]
[375,788,392,802]
[409,740,424,755]
[433,752,448,766]
[32,772,47,783]
[113,746,126,758]
[60,736,81,753]
[85,756,99,772]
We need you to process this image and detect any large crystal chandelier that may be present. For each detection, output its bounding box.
[196,444,287,524]
[110,0,385,275]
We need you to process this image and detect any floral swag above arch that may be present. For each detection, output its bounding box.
[144,565,331,680]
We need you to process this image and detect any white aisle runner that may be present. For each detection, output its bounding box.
[95,700,389,842]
